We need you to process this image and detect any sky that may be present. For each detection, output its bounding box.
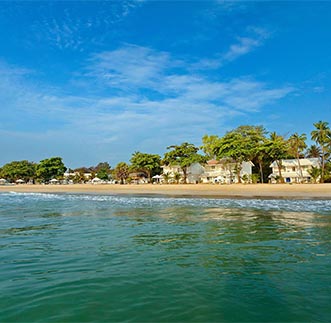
[0,1,330,168]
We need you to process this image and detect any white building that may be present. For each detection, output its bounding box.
[200,159,254,184]
[269,158,320,183]
[161,162,205,184]
[162,159,254,184]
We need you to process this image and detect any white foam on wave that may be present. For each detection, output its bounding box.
[1,191,331,213]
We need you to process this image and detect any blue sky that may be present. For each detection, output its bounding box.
[0,1,330,168]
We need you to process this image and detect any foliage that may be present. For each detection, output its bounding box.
[201,135,221,159]
[173,172,181,184]
[288,133,307,183]
[130,152,161,182]
[93,162,111,180]
[163,142,206,183]
[97,169,110,181]
[250,173,260,184]
[0,160,36,182]
[311,121,331,183]
[306,145,321,158]
[162,172,171,184]
[265,132,289,183]
[212,126,267,183]
[114,162,129,184]
[36,157,67,182]
[307,166,321,184]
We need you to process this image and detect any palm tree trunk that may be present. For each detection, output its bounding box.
[321,147,326,183]
[258,160,264,183]
[276,160,284,183]
[236,162,242,183]
[297,153,304,183]
[183,167,187,184]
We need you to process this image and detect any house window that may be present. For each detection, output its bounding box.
[292,167,296,171]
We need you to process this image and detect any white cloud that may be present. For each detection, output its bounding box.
[0,45,293,167]
[28,1,144,51]
[192,27,271,70]
[87,44,172,89]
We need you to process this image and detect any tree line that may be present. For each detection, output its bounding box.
[1,121,331,184]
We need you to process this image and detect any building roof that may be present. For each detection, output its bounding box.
[270,158,320,168]
[207,159,220,165]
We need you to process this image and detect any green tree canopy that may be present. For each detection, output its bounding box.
[211,126,267,183]
[163,142,205,183]
[201,135,221,159]
[306,145,321,158]
[36,157,67,182]
[265,132,290,183]
[311,121,331,183]
[288,133,307,182]
[0,160,36,182]
[130,152,161,182]
[114,162,129,184]
[93,162,112,180]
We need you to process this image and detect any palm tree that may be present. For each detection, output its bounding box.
[306,144,321,158]
[173,172,181,184]
[162,172,171,184]
[266,132,289,183]
[308,166,321,184]
[311,121,331,183]
[288,133,307,183]
[114,162,129,184]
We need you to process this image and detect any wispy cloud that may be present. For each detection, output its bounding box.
[27,1,143,51]
[0,44,293,166]
[193,26,271,70]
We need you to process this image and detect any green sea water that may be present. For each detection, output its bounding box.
[0,192,330,322]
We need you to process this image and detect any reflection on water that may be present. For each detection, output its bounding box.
[0,193,331,322]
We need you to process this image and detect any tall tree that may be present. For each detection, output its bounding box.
[94,162,111,180]
[163,142,205,183]
[114,162,129,184]
[0,160,36,182]
[288,133,307,183]
[130,152,161,182]
[212,126,266,183]
[311,121,331,183]
[265,132,289,183]
[36,157,66,182]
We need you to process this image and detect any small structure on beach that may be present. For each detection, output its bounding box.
[91,177,101,184]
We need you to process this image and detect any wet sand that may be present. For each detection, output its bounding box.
[1,183,331,199]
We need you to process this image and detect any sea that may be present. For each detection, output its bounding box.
[0,192,330,322]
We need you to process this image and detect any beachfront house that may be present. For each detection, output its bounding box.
[269,158,320,183]
[200,159,254,184]
[161,162,205,184]
[161,159,254,184]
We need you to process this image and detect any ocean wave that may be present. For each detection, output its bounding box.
[1,191,331,213]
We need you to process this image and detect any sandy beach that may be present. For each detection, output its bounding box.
[1,183,331,199]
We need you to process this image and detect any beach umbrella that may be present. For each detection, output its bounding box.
[152,175,162,183]
[50,178,59,183]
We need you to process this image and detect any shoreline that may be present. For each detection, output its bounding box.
[1,183,331,199]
